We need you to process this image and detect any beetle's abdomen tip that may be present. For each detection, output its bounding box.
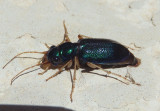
[132,57,141,67]
[135,58,141,67]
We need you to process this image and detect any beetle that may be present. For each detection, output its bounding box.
[3,21,141,102]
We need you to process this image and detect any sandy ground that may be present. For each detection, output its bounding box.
[0,0,160,111]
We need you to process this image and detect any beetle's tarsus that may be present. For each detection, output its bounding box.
[125,69,141,86]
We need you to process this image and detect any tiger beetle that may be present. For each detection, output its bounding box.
[3,21,141,102]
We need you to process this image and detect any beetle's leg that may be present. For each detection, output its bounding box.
[10,62,44,85]
[70,56,79,102]
[63,20,71,42]
[38,64,51,75]
[78,34,92,40]
[66,60,73,69]
[57,21,71,46]
[46,60,72,81]
[3,51,47,69]
[87,62,130,84]
[87,62,141,86]
[86,62,101,68]
[87,72,129,85]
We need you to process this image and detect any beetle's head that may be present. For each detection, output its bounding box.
[46,45,63,66]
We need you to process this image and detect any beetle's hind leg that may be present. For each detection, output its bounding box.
[87,62,141,86]
[3,51,47,69]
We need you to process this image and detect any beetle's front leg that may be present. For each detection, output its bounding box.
[38,64,51,75]
[63,21,71,42]
[46,60,72,81]
[57,21,71,46]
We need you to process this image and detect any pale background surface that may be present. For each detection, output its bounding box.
[0,0,160,111]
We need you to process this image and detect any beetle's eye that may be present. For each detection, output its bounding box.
[53,57,59,63]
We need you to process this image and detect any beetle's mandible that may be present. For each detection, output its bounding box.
[3,21,141,102]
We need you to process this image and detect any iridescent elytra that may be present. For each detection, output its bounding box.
[3,21,141,102]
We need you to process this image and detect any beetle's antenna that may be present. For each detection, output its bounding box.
[11,63,41,85]
[16,57,41,60]
[3,51,47,69]
[10,61,49,85]
[11,67,41,83]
